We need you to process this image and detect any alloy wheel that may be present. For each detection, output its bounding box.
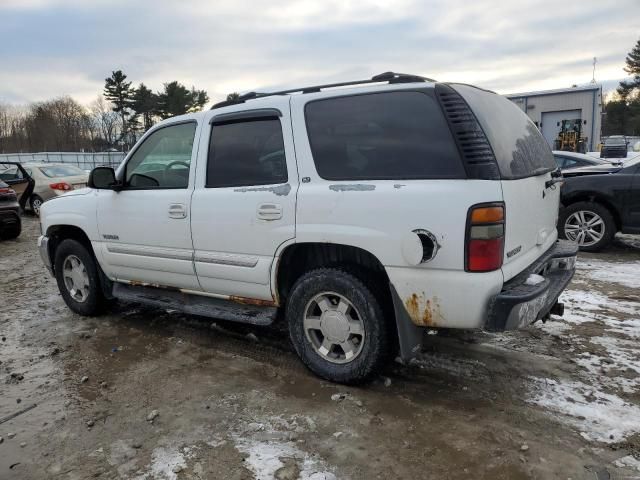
[303,291,365,364]
[62,254,90,303]
[564,210,605,247]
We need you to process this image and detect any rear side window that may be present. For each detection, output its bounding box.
[207,118,287,188]
[39,165,85,178]
[305,91,464,180]
[453,84,556,179]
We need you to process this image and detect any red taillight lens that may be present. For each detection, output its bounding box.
[466,204,505,272]
[0,187,15,195]
[50,182,72,191]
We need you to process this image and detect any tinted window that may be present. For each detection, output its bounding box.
[305,91,464,180]
[207,118,287,188]
[0,166,22,181]
[553,155,565,168]
[125,122,196,189]
[454,84,556,179]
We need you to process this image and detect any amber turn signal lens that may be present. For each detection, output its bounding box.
[470,206,504,224]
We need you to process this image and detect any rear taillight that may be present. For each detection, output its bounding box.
[50,182,72,191]
[466,203,505,272]
[0,187,15,195]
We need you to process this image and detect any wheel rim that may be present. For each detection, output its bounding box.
[62,255,90,303]
[564,210,605,247]
[303,291,365,364]
[32,198,42,215]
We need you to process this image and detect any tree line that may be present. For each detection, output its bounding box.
[0,70,211,153]
[602,37,640,136]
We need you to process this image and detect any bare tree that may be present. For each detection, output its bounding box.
[90,96,121,149]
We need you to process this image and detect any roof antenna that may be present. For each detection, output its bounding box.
[591,57,597,83]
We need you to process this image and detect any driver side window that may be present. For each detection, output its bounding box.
[125,122,197,189]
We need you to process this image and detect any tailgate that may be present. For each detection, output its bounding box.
[451,84,560,281]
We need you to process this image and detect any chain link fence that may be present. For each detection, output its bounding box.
[0,152,126,170]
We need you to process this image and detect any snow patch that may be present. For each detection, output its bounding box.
[578,259,640,289]
[231,415,335,480]
[133,446,187,480]
[528,378,640,443]
[614,455,640,472]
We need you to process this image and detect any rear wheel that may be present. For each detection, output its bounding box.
[559,201,615,252]
[30,195,44,217]
[54,239,104,315]
[1,217,21,239]
[286,268,390,384]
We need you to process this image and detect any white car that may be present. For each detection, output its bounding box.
[38,72,577,383]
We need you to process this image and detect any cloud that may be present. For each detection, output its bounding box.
[0,0,638,106]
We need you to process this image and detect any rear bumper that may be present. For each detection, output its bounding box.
[486,239,578,331]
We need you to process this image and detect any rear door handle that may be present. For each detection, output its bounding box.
[168,203,187,219]
[257,203,283,220]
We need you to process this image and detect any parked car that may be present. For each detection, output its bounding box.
[0,179,22,239]
[0,163,88,215]
[0,162,35,208]
[600,136,629,159]
[38,72,577,383]
[558,155,640,251]
[553,151,607,172]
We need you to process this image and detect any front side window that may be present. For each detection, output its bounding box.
[125,122,197,189]
[305,91,465,180]
[207,118,287,188]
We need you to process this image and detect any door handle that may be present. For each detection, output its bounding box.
[168,203,187,219]
[257,203,283,220]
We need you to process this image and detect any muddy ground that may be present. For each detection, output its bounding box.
[1,217,639,479]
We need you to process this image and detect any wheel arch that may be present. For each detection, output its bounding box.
[46,224,95,274]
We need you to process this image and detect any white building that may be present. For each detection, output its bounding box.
[506,85,602,151]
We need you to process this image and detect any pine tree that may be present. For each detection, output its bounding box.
[131,83,157,131]
[155,81,209,119]
[104,70,134,146]
[623,38,640,86]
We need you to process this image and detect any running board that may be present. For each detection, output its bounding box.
[112,283,276,326]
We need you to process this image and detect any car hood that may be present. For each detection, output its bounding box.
[562,164,623,177]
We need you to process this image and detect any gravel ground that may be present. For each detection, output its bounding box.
[1,216,639,479]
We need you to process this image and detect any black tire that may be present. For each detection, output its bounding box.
[30,195,44,217]
[286,268,390,384]
[54,239,104,316]
[1,217,21,239]
[558,201,616,252]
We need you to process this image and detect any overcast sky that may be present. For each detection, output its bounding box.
[0,0,637,106]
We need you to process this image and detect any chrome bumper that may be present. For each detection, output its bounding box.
[38,235,53,275]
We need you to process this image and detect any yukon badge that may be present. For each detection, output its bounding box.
[506,245,522,258]
[102,234,119,240]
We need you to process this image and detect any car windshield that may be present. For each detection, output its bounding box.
[39,165,85,178]
[606,137,627,146]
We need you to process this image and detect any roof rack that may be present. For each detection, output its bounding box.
[211,71,436,109]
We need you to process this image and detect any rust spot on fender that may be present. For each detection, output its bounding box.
[229,295,277,307]
[404,292,442,327]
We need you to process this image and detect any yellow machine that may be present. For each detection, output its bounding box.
[554,119,587,153]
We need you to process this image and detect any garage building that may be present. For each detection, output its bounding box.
[506,84,602,151]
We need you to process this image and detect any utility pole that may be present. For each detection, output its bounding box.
[591,57,597,83]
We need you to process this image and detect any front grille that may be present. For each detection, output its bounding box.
[435,84,499,180]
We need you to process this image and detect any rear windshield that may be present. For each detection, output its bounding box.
[605,137,627,146]
[453,84,556,179]
[39,165,85,178]
[305,91,465,180]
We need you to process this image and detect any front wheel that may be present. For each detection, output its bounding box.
[286,268,390,384]
[54,239,104,315]
[559,201,615,252]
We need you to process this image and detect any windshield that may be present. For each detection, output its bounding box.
[39,165,85,178]
[605,137,627,146]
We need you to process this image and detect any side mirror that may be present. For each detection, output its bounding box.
[88,167,119,190]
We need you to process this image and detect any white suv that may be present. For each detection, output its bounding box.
[38,72,577,383]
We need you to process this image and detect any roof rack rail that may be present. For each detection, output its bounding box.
[210,71,436,109]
